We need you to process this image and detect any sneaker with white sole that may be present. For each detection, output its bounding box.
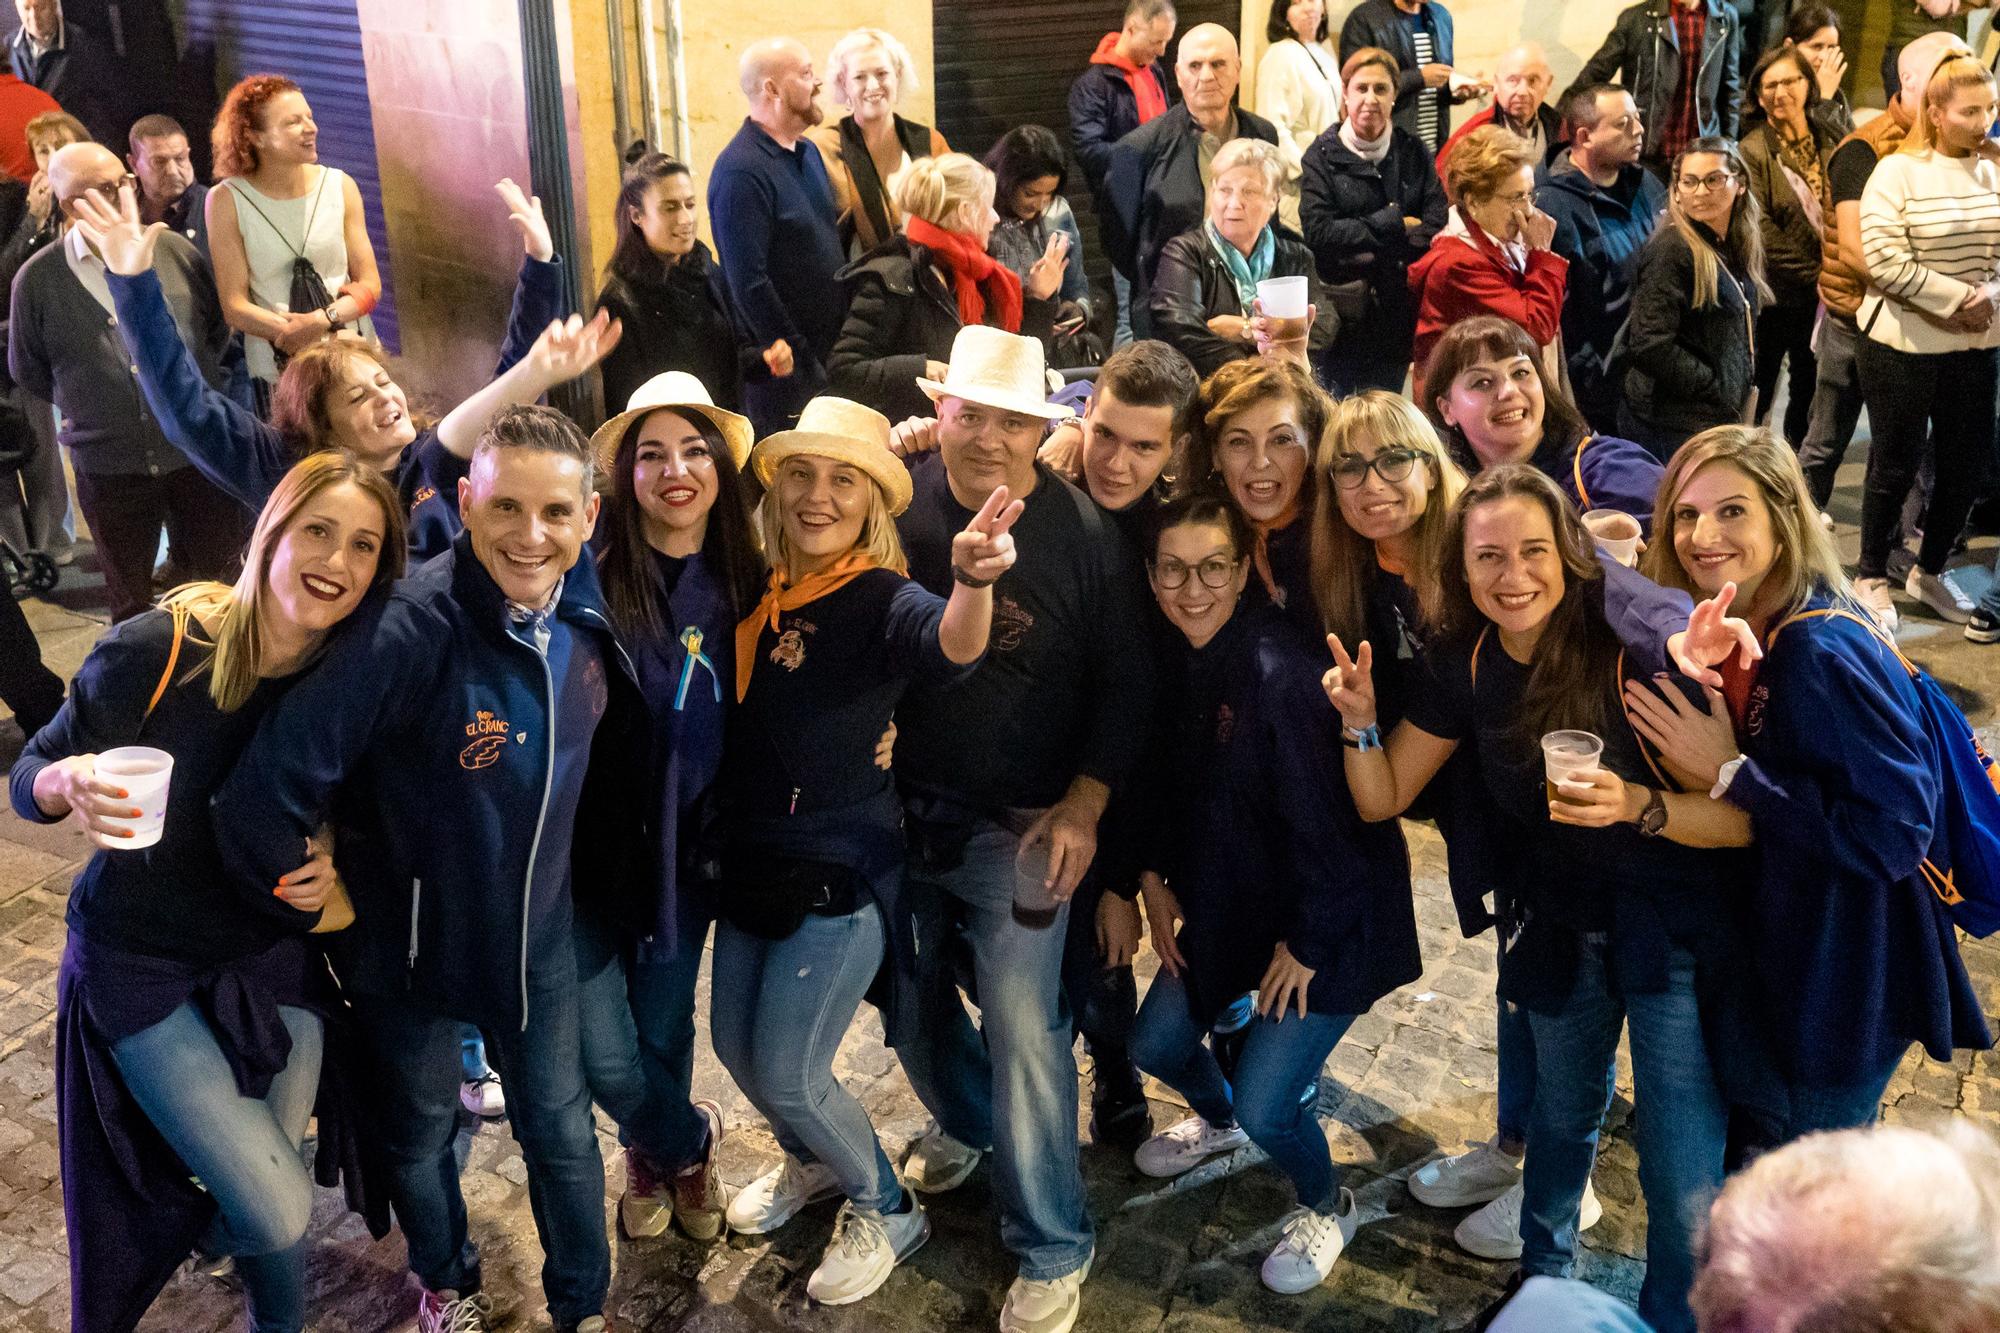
[1453,1177,1603,1261]
[998,1252,1093,1333]
[1408,1135,1523,1208]
[618,1146,672,1239]
[1133,1114,1250,1179]
[671,1099,729,1241]
[1907,566,1976,624]
[725,1155,840,1235]
[1260,1189,1360,1294]
[1855,577,1900,634]
[805,1197,931,1305]
[458,1072,505,1118]
[900,1122,983,1194]
[416,1288,492,1333]
[1968,609,2000,644]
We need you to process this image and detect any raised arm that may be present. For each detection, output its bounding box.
[1322,633,1459,819]
[432,309,622,459]
[939,486,1025,663]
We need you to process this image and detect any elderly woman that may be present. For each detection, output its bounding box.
[807,28,950,257]
[1256,0,1340,230]
[1151,138,1336,378]
[1408,125,1567,386]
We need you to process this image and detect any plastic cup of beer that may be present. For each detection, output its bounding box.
[1540,730,1603,807]
[1013,836,1061,928]
[1256,275,1311,342]
[1582,509,1642,568]
[92,746,174,849]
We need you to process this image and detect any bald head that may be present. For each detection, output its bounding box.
[739,37,808,98]
[1176,23,1241,123]
[738,36,823,137]
[1494,43,1553,127]
[49,141,122,217]
[1897,30,1974,122]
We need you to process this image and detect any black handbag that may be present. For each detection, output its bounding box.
[718,849,862,940]
[1322,278,1373,326]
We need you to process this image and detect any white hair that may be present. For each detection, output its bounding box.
[1209,138,1283,200]
[828,28,920,108]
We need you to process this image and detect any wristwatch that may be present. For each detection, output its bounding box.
[1709,754,1746,800]
[1635,787,1668,838]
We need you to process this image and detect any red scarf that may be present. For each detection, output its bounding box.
[905,215,1024,333]
[733,553,877,701]
[1090,32,1167,123]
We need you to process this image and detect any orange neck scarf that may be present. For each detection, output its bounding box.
[1250,504,1300,607]
[733,552,877,701]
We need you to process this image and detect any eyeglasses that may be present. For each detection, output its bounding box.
[1329,447,1421,489]
[1676,171,1737,194]
[1494,188,1540,208]
[1150,555,1241,589]
[86,173,137,202]
[1760,74,1808,94]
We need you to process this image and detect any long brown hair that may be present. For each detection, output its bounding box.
[1665,136,1773,308]
[606,151,692,286]
[1419,315,1593,470]
[1430,464,1617,740]
[211,74,302,179]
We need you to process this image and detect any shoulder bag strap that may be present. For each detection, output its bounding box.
[1616,646,1676,788]
[223,178,306,260]
[1768,606,1918,678]
[1572,435,1594,512]
[141,604,190,725]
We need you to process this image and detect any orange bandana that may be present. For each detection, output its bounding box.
[1250,504,1300,607]
[733,553,877,701]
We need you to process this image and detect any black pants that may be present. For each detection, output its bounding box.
[1059,880,1139,1095]
[72,466,251,622]
[0,589,62,736]
[1753,300,1818,449]
[1857,339,2000,578]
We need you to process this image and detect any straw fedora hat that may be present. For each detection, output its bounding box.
[587,371,754,476]
[751,396,914,516]
[916,325,1071,421]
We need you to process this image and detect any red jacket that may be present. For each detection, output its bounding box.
[1407,207,1567,381]
[0,74,58,183]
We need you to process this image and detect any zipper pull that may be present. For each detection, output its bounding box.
[789,786,800,815]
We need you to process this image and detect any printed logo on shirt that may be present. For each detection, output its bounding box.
[771,627,808,673]
[411,485,437,510]
[583,654,609,719]
[993,596,1035,652]
[1745,683,1768,739]
[460,709,512,770]
[1215,703,1235,745]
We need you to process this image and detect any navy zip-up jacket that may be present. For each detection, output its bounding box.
[1531,430,1667,536]
[106,256,566,562]
[1538,153,1667,427]
[212,534,653,1031]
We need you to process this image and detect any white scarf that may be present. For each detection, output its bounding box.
[1339,119,1392,164]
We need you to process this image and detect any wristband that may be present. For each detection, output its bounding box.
[338,281,378,317]
[1341,722,1382,751]
[951,566,995,589]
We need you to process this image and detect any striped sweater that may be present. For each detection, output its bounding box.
[1859,148,2000,354]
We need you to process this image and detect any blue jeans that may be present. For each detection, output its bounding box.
[1521,942,1727,1333]
[1060,882,1139,1093]
[710,905,903,1213]
[1778,1047,1906,1140]
[1130,971,1355,1212]
[895,818,1093,1279]
[111,1002,323,1333]
[1497,961,1537,1146]
[351,980,608,1327]
[459,1026,489,1083]
[575,896,713,1169]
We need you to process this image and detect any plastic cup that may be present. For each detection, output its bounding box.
[92,745,174,849]
[1013,836,1061,928]
[1257,275,1309,320]
[1582,509,1642,568]
[1541,730,1603,808]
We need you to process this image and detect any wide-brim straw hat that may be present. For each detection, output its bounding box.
[917,324,1071,421]
[751,396,914,516]
[587,371,754,476]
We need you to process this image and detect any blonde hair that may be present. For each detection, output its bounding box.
[894,152,994,231]
[1904,54,1998,155]
[1209,138,1284,200]
[25,109,86,158]
[1639,424,1849,621]
[1311,391,1467,648]
[1446,125,1538,207]
[828,28,921,108]
[756,465,909,580]
[161,452,406,713]
[1666,136,1772,310]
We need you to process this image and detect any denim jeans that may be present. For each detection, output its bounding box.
[1521,941,1727,1333]
[1778,1046,1906,1141]
[1130,970,1356,1212]
[1857,340,2000,579]
[351,980,608,1327]
[1496,991,1537,1147]
[575,896,713,1168]
[1060,881,1139,1096]
[1111,268,1135,349]
[459,1026,489,1083]
[110,1002,323,1333]
[711,904,903,1213]
[895,818,1094,1279]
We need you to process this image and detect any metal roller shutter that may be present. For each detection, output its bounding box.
[180,0,398,350]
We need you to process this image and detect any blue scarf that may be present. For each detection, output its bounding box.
[1206,222,1275,308]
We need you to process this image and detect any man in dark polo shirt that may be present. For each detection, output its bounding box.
[707,37,846,437]
[890,325,1153,1333]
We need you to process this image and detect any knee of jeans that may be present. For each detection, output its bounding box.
[231,1171,313,1256]
[748,1046,831,1121]
[1233,1081,1306,1147]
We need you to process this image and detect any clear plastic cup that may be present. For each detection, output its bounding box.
[1013,836,1060,928]
[92,745,174,849]
[1540,730,1603,808]
[1256,275,1311,344]
[1582,509,1642,568]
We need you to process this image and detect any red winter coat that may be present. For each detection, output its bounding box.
[1407,206,1568,383]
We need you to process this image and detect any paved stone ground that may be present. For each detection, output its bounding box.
[4,454,2000,1332]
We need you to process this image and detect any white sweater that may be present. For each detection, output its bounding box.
[1257,36,1341,227]
[1859,148,2000,354]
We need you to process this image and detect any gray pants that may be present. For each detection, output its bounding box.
[1797,312,1866,510]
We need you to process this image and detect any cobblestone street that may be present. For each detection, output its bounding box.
[5,481,2000,1331]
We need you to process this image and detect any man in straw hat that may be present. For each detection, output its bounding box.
[886,325,1155,1333]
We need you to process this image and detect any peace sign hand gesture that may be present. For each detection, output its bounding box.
[1321,633,1377,731]
[1666,580,1763,690]
[950,485,1026,586]
[69,180,165,278]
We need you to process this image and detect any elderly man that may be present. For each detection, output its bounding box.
[889,325,1152,1333]
[1562,0,1742,175]
[8,142,244,622]
[9,0,121,149]
[126,113,208,257]
[1102,23,1278,338]
[707,37,846,436]
[1436,43,1559,182]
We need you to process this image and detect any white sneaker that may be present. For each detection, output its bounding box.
[1407,1135,1523,1208]
[458,1072,505,1118]
[998,1252,1093,1333]
[1453,1177,1603,1261]
[1133,1115,1250,1179]
[1907,566,1976,624]
[1260,1189,1360,1294]
[1855,576,1900,634]
[805,1197,931,1305]
[725,1155,841,1235]
[900,1121,983,1194]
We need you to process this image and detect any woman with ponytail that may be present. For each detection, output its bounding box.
[829,152,1067,420]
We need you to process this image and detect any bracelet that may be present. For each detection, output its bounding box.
[1341,722,1382,751]
[337,281,379,318]
[951,566,995,589]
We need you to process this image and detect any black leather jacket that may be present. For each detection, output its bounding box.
[1148,227,1337,377]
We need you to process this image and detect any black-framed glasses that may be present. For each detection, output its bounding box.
[1329,447,1421,489]
[1150,555,1241,589]
[1676,171,1737,194]
[86,173,137,203]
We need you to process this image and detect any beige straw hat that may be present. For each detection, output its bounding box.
[750,396,914,516]
[587,371,754,475]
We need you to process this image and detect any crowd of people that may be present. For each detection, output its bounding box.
[4,1,2000,1331]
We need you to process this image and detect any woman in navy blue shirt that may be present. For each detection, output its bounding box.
[1628,425,1992,1141]
[10,453,404,1333]
[709,395,1018,1306]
